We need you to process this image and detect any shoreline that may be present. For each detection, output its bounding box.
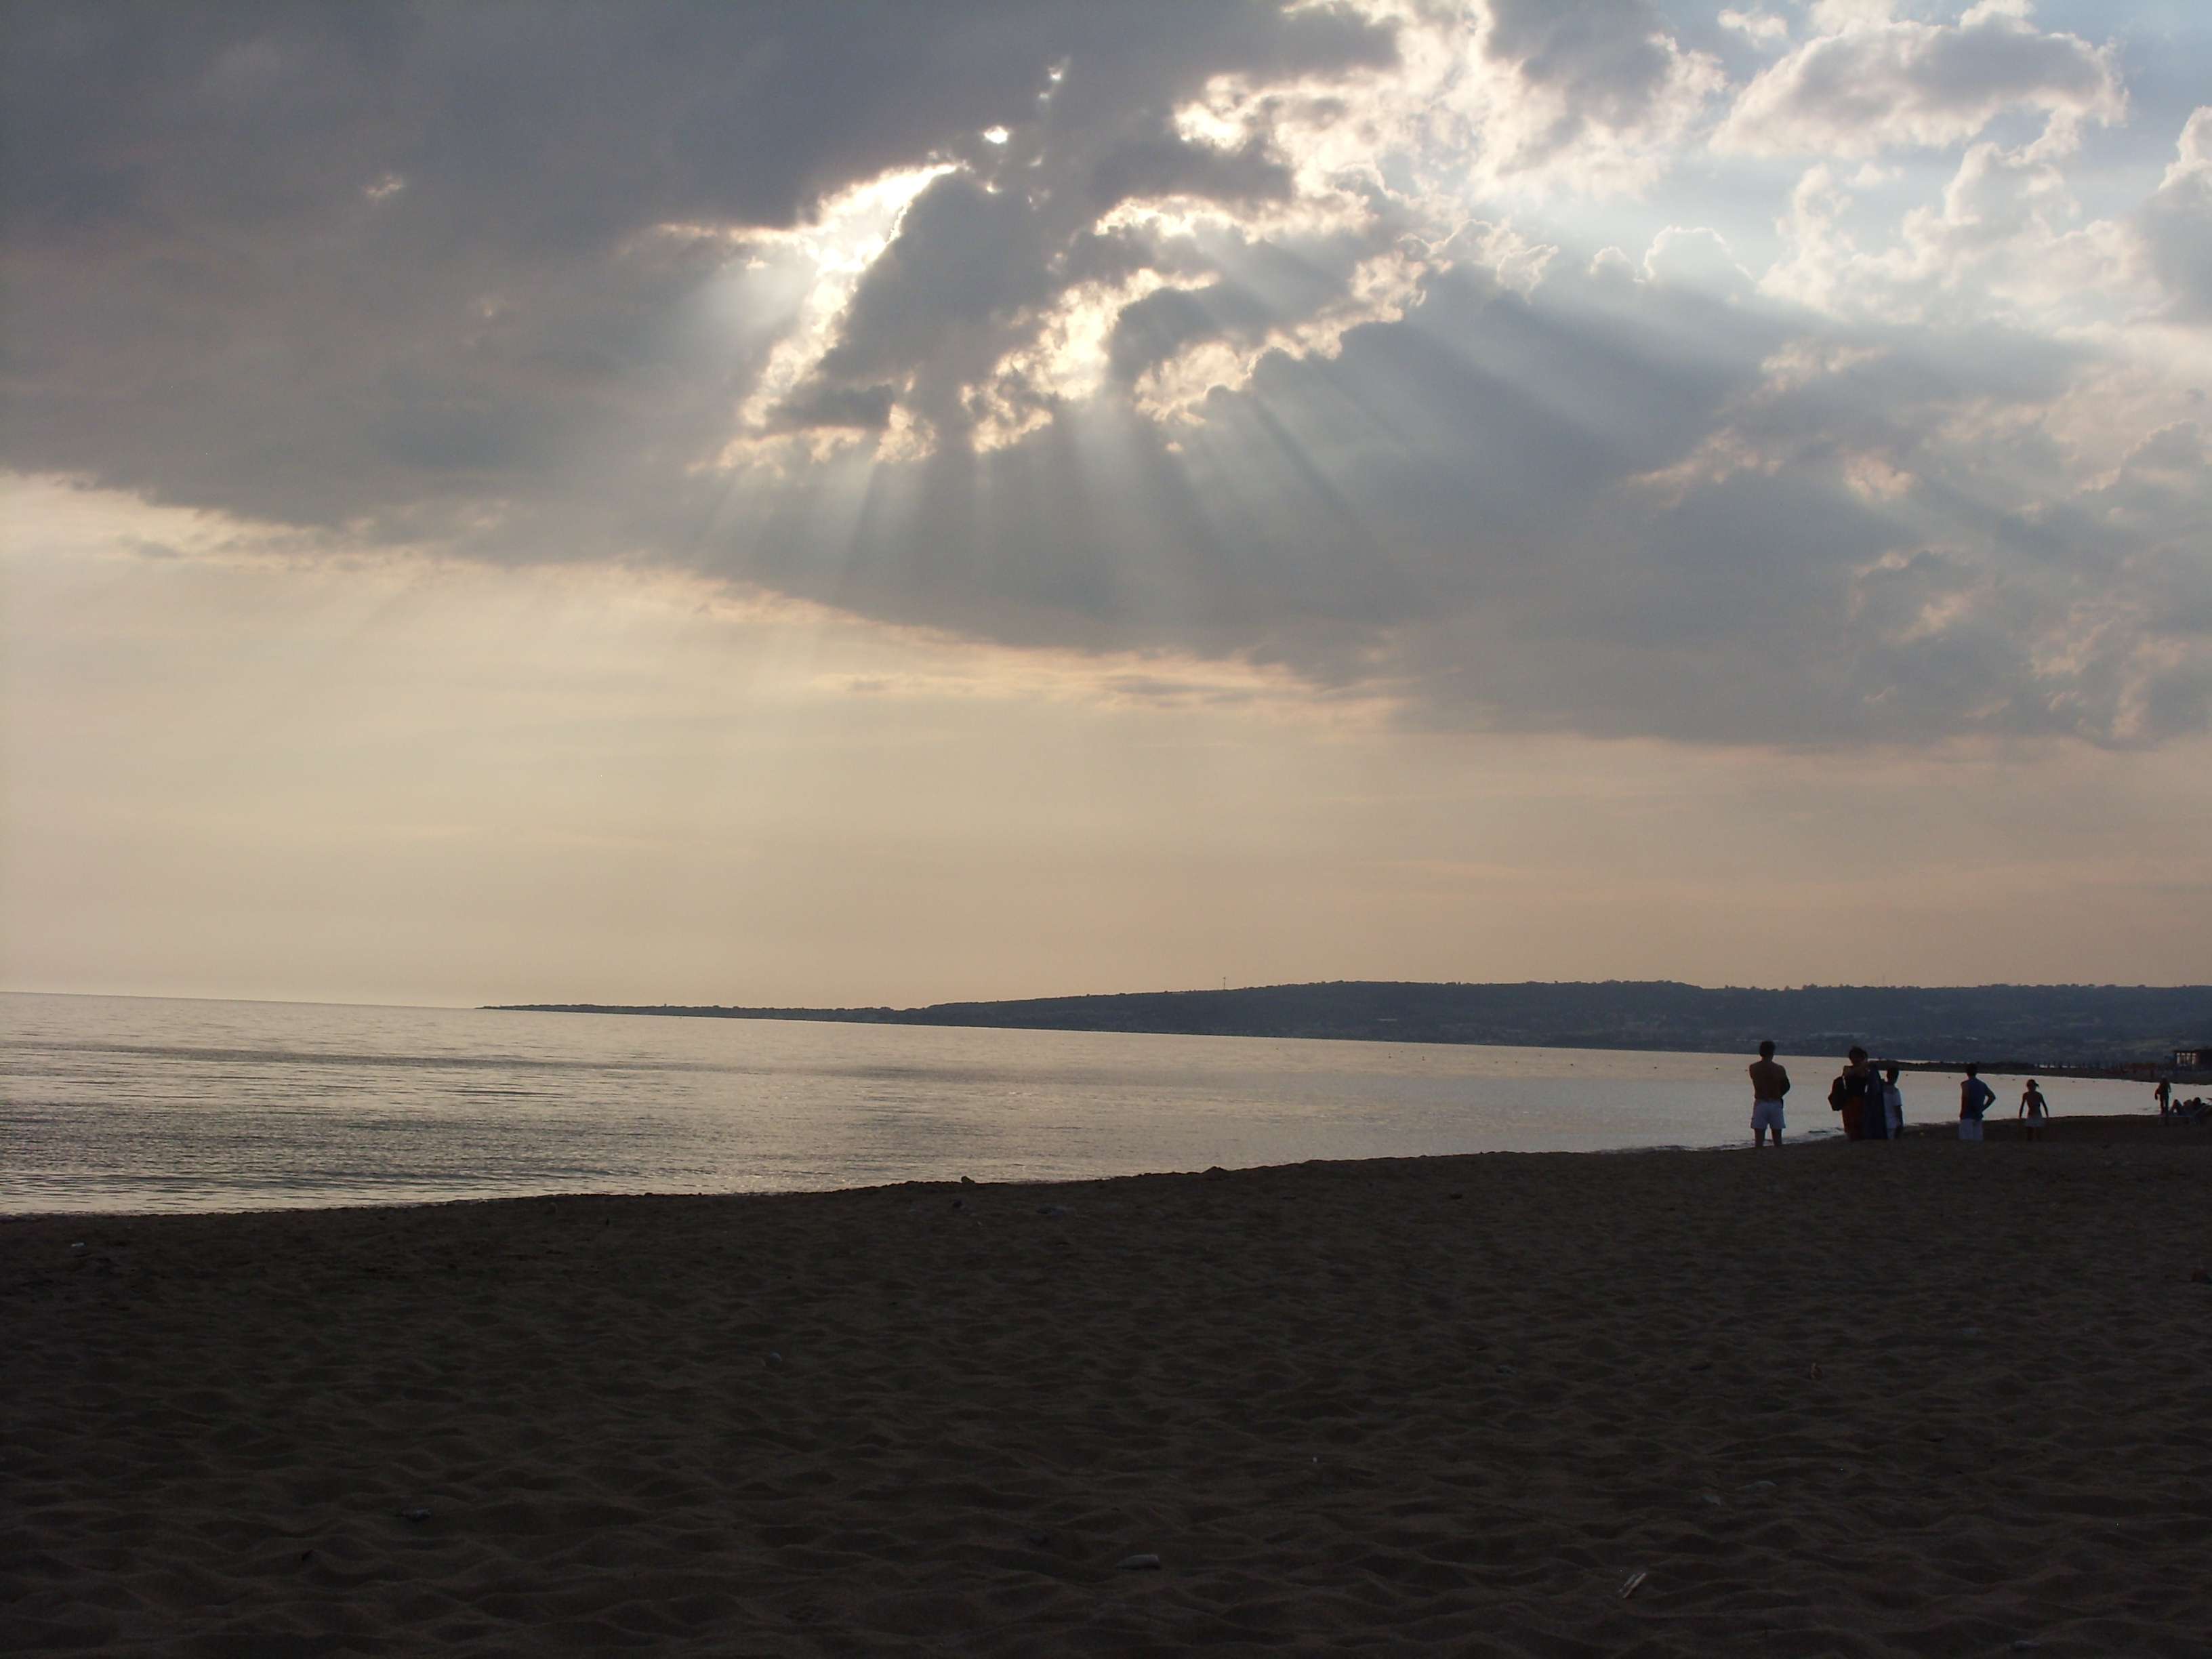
[9,1126,2208,1655]
[2,1109,2187,1225]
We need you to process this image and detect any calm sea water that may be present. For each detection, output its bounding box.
[0,993,2160,1214]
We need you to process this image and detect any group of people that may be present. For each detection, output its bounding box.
[2154,1076,2211,1122]
[1957,1066,2051,1141]
[1744,1041,2051,1146]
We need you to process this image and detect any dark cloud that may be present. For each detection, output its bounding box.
[0,1,1385,247]
[2,1,2206,753]
[1088,132,1297,213]
[768,382,897,435]
[1475,0,1721,180]
[1485,0,1682,127]
[0,0,1397,525]
[722,257,2205,750]
[830,179,1050,369]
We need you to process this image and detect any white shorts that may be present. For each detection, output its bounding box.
[1959,1118,1984,1141]
[1752,1099,1786,1134]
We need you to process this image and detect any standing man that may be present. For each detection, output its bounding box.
[1882,1065,1905,1141]
[1750,1040,1790,1148]
[2154,1076,2173,1120]
[1959,1066,1996,1141]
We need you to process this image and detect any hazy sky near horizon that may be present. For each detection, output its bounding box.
[5,0,2209,1007]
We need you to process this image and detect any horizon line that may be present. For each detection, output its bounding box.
[7,975,2212,1017]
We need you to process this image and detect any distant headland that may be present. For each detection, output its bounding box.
[487,981,2211,1075]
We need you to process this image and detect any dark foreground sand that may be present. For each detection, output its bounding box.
[6,1120,2209,1657]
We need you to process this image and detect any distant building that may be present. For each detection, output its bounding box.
[2177,1047,2209,1069]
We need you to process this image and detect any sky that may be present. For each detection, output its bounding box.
[3,0,2209,1008]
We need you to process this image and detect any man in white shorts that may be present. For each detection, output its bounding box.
[1749,1040,1790,1147]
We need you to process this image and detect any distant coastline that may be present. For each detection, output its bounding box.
[487,979,2211,1076]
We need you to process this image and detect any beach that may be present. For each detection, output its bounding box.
[6,1120,2207,1656]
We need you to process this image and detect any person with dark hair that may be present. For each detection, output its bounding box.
[1881,1065,1904,1140]
[2020,1078,2051,1142]
[1831,1046,1879,1140]
[1748,1040,1790,1148]
[1959,1066,1996,1141]
[1857,1049,1889,1140]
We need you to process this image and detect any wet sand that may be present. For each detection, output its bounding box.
[6,1118,2209,1656]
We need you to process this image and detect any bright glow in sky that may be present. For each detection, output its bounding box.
[3,1,2208,1005]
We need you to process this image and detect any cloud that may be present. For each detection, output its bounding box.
[1717,9,1790,49]
[676,253,2209,749]
[1639,224,1755,295]
[1718,2,2125,157]
[1761,129,2151,328]
[1346,279,2211,747]
[2141,108,2212,320]
[3,1,2209,754]
[1471,0,1727,189]
[1087,131,1297,213]
[0,0,1404,515]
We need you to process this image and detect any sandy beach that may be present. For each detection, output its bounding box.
[6,1118,2208,1657]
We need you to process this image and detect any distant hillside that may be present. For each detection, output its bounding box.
[490,981,2211,1069]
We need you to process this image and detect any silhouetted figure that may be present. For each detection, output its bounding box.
[2154,1076,2173,1120]
[1832,1046,1879,1140]
[1959,1066,1995,1141]
[1859,1050,1890,1141]
[1881,1065,1904,1140]
[2019,1079,2050,1141]
[1748,1040,1789,1148]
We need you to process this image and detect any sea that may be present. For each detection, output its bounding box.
[0,992,2163,1215]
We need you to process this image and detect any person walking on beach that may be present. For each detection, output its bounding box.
[2154,1076,2173,1120]
[1881,1065,1904,1141]
[1749,1040,1790,1147]
[2020,1079,2051,1141]
[1959,1067,1995,1141]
